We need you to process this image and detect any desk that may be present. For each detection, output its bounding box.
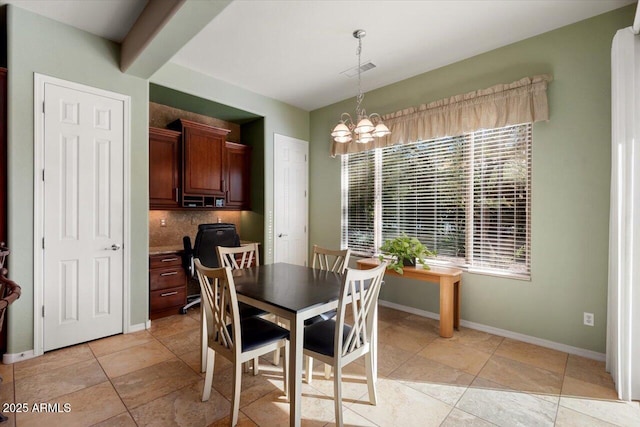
[232,263,343,427]
[357,258,462,338]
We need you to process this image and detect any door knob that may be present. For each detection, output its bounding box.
[278,233,288,238]
[110,244,122,251]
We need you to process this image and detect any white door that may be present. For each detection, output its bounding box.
[274,134,308,266]
[42,82,124,351]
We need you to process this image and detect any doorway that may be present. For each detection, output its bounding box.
[273,134,308,266]
[34,74,131,353]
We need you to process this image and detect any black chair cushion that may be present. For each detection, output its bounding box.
[304,309,337,326]
[238,301,268,319]
[303,319,352,357]
[227,317,289,353]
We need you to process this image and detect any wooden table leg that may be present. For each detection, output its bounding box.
[439,278,455,338]
[454,279,461,330]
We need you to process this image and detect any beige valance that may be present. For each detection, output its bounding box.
[330,74,552,157]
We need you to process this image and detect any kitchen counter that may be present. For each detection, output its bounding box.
[149,245,184,256]
[149,241,258,256]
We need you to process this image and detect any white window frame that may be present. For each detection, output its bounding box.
[342,124,531,280]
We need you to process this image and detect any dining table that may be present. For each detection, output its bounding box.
[231,262,373,427]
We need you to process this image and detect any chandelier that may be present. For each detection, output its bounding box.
[331,29,390,144]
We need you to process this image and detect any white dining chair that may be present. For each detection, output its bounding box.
[305,245,351,382]
[311,245,351,273]
[195,260,289,427]
[217,242,259,269]
[303,262,387,427]
[273,245,352,374]
[217,243,269,375]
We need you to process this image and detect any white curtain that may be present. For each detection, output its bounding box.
[607,26,640,401]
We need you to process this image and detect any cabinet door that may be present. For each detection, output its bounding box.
[225,142,251,209]
[149,127,181,208]
[183,124,227,197]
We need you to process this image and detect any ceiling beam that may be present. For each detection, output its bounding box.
[121,0,232,78]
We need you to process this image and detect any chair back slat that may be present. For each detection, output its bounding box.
[195,259,241,358]
[312,245,351,273]
[334,262,386,358]
[218,243,259,270]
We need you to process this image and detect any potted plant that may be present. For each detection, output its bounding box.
[378,234,436,274]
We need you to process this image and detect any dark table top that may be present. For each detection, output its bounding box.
[232,263,342,315]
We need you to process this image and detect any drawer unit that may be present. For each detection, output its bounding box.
[149,253,186,319]
[150,287,187,311]
[150,266,186,291]
[149,253,182,269]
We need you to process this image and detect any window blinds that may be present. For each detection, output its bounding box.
[342,123,531,278]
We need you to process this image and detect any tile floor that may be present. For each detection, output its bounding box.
[1,306,639,426]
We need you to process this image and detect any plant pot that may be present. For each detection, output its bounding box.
[402,258,415,267]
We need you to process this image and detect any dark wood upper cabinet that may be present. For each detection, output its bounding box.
[149,127,181,209]
[156,119,250,210]
[170,119,230,200]
[225,141,251,210]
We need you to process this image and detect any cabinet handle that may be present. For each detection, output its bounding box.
[161,257,179,262]
[221,179,225,191]
[160,271,178,276]
[175,188,179,203]
[160,291,178,297]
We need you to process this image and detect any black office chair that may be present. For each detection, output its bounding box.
[181,223,240,314]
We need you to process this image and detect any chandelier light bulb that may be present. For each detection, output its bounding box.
[372,123,391,137]
[331,122,351,138]
[355,118,374,134]
[356,133,374,144]
[334,135,353,143]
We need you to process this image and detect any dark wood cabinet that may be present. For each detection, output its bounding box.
[149,127,181,209]
[170,119,231,203]
[225,141,251,210]
[154,119,250,210]
[149,253,186,319]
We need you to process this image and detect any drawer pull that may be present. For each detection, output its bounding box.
[161,257,179,262]
[160,291,178,297]
[160,271,178,277]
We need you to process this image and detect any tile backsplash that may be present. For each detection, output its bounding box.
[149,210,242,247]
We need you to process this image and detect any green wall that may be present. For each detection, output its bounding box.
[5,6,149,353]
[151,63,310,264]
[3,2,631,356]
[309,5,635,353]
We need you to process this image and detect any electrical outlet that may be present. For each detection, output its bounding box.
[583,312,594,326]
[160,218,167,227]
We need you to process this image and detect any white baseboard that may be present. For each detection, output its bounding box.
[4,321,152,365]
[3,349,37,364]
[378,299,606,362]
[127,321,151,333]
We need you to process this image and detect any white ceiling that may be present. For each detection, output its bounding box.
[3,0,636,111]
[2,0,148,42]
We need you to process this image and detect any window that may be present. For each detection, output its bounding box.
[342,123,531,279]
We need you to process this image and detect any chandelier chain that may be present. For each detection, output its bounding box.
[356,35,364,117]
